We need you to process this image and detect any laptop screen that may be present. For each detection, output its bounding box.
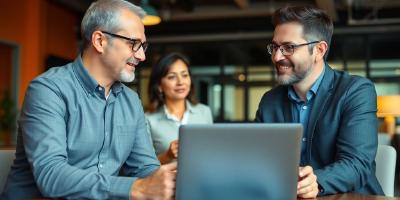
[175,123,302,200]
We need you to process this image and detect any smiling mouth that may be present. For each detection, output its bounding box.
[276,59,293,73]
[276,65,292,74]
[127,62,135,67]
[175,89,186,93]
[278,65,290,70]
[127,58,139,67]
[127,62,137,70]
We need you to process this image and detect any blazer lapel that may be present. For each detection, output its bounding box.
[306,64,335,160]
[282,86,293,123]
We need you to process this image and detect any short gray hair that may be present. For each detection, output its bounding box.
[80,0,146,51]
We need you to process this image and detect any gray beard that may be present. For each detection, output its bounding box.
[119,69,135,82]
[276,74,302,85]
[276,66,311,86]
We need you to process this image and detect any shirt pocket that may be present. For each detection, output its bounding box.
[115,125,137,159]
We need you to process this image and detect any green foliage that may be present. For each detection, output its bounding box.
[0,90,16,132]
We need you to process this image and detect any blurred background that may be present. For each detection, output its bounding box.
[1,0,400,197]
[0,0,400,143]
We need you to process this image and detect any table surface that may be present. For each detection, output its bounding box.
[310,193,400,200]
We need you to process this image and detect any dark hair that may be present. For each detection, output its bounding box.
[272,6,333,60]
[148,52,197,112]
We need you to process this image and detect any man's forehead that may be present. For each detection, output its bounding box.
[118,9,145,36]
[272,22,305,43]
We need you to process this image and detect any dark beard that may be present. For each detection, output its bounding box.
[275,59,310,85]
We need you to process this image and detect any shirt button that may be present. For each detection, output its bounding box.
[98,87,102,91]
[302,138,307,142]
[105,132,108,136]
[302,105,307,110]
[99,164,103,168]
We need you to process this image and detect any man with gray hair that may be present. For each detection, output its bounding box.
[1,0,176,199]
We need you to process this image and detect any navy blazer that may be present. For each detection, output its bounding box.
[255,64,384,196]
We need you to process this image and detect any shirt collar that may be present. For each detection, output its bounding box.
[72,55,124,97]
[288,65,326,103]
[72,56,98,95]
[162,100,193,121]
[185,100,195,113]
[111,82,124,96]
[310,65,325,95]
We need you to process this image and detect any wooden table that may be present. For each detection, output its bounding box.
[308,193,400,200]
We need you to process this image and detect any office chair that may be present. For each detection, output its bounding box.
[375,144,397,197]
[0,149,15,193]
[378,133,391,145]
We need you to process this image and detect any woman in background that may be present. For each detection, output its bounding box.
[146,52,213,164]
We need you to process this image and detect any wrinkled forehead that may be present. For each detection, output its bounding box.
[117,9,146,41]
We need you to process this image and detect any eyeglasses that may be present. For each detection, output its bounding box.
[101,31,148,52]
[267,41,320,56]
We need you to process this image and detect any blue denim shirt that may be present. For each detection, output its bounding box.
[1,56,160,199]
[288,67,325,166]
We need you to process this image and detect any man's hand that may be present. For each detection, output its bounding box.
[297,166,319,198]
[130,161,177,200]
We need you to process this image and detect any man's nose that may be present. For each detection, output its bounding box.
[133,47,146,62]
[272,48,285,63]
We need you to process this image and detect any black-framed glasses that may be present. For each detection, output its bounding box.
[267,41,320,56]
[101,31,148,52]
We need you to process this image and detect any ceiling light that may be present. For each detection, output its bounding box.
[141,0,161,26]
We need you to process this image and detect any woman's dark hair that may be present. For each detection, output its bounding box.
[272,6,333,60]
[148,52,197,112]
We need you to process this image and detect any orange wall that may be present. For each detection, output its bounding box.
[0,0,78,106]
[46,1,78,59]
[0,0,44,106]
[0,44,12,92]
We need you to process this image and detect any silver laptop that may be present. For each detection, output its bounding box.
[175,123,302,200]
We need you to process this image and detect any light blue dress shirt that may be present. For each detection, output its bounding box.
[288,67,325,166]
[1,56,160,199]
[146,102,213,155]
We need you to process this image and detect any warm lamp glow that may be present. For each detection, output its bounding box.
[377,95,400,136]
[377,96,400,117]
[141,0,161,26]
[142,15,161,26]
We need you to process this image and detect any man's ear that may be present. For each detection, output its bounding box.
[315,41,328,62]
[91,31,106,53]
